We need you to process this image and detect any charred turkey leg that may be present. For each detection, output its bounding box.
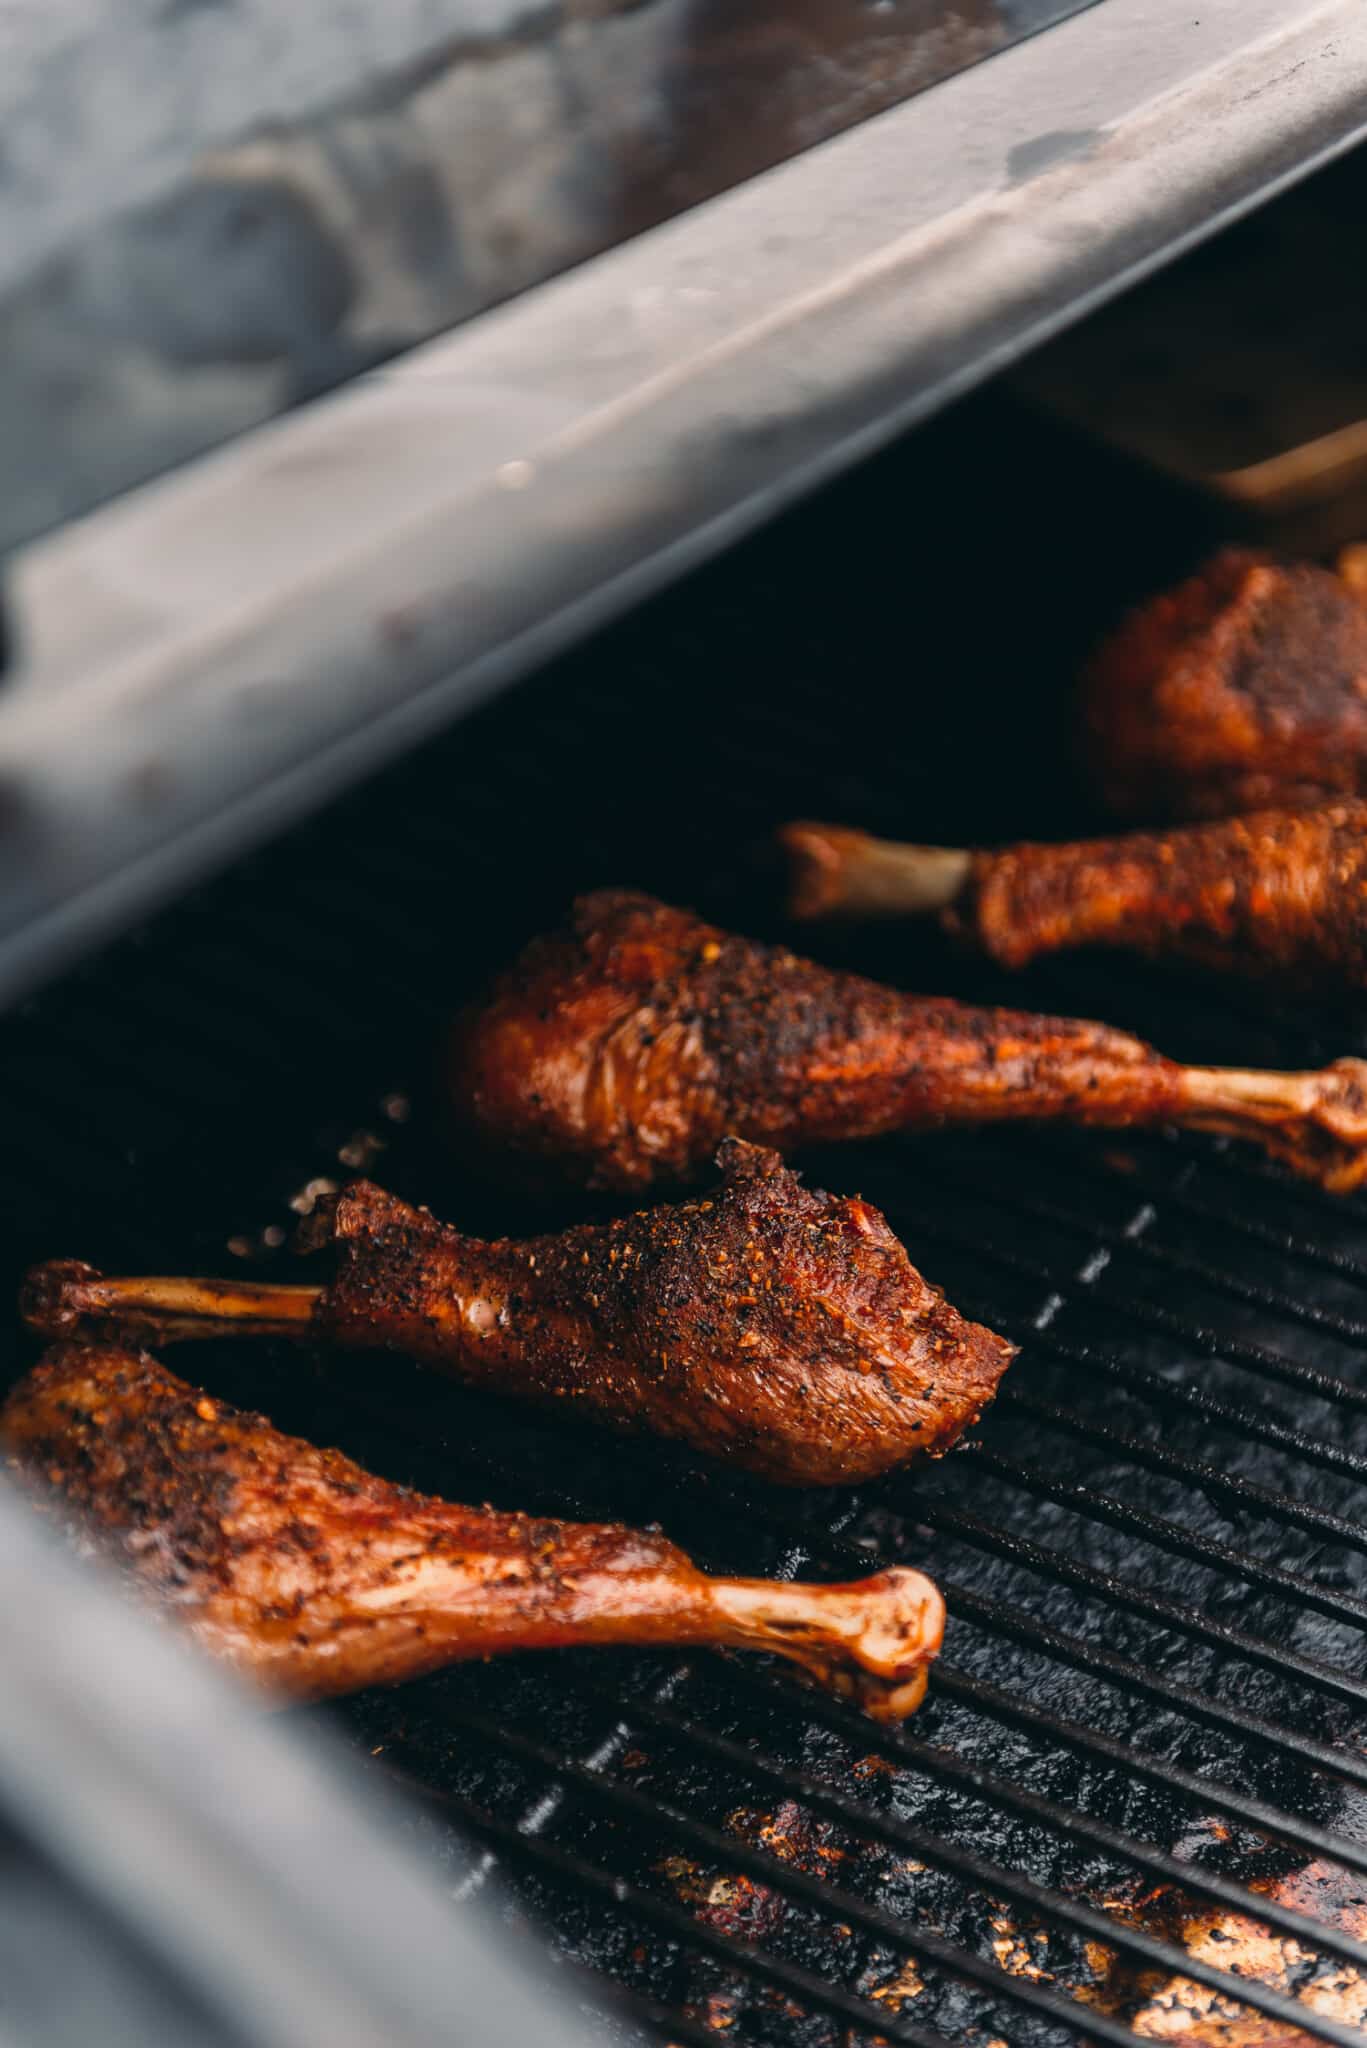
[3,1344,943,1717]
[443,890,1367,1194]
[1077,547,1367,823]
[782,804,1367,990]
[24,1141,1015,1489]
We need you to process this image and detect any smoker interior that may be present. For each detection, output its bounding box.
[9,384,1367,2048]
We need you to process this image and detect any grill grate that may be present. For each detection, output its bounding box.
[7,395,1367,2045]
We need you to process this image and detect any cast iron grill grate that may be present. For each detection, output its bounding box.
[6,400,1367,2046]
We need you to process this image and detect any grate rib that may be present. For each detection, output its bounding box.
[718,1654,1367,1897]
[396,1777,977,2048]
[913,1499,1367,1709]
[603,1675,1367,1977]
[426,1709,1367,2048]
[965,1443,1367,1630]
[914,1214,1367,1418]
[1196,1145,1367,1225]
[931,1154,1367,1348]
[993,1131,1367,1294]
[933,1660,1367,1873]
[969,1295,1367,1484]
[997,1386,1367,1559]
[951,1584,1367,1792]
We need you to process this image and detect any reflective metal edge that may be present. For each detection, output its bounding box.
[2,0,1365,1003]
[0,1469,607,2048]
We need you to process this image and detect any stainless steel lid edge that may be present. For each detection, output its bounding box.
[2,0,1364,1005]
[0,1473,607,2048]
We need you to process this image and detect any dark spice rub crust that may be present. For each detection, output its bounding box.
[782,806,1367,992]
[3,1344,945,1718]
[1078,548,1367,823]
[317,1144,1014,1485]
[24,1143,1016,1488]
[444,890,1367,1193]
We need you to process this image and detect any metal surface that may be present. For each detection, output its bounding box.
[3,0,1366,1013]
[2,0,1097,559]
[7,393,1367,2045]
[0,1480,616,2048]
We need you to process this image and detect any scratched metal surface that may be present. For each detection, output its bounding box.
[0,0,1100,557]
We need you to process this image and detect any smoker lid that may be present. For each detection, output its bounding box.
[0,1473,610,2048]
[1,0,1097,563]
[1,0,1366,1006]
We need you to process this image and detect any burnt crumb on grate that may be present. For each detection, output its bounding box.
[1089,1858,1367,2043]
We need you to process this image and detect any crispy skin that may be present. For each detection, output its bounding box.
[780,810,1367,990]
[958,802,1367,988]
[1078,549,1367,823]
[3,1344,945,1717]
[23,1143,1017,1488]
[446,890,1367,1194]
[447,890,1191,1191]
[317,1145,1014,1485]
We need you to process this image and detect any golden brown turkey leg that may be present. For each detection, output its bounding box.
[1077,548,1367,822]
[23,1142,1016,1489]
[445,889,1367,1193]
[3,1343,944,1718]
[782,805,1367,991]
